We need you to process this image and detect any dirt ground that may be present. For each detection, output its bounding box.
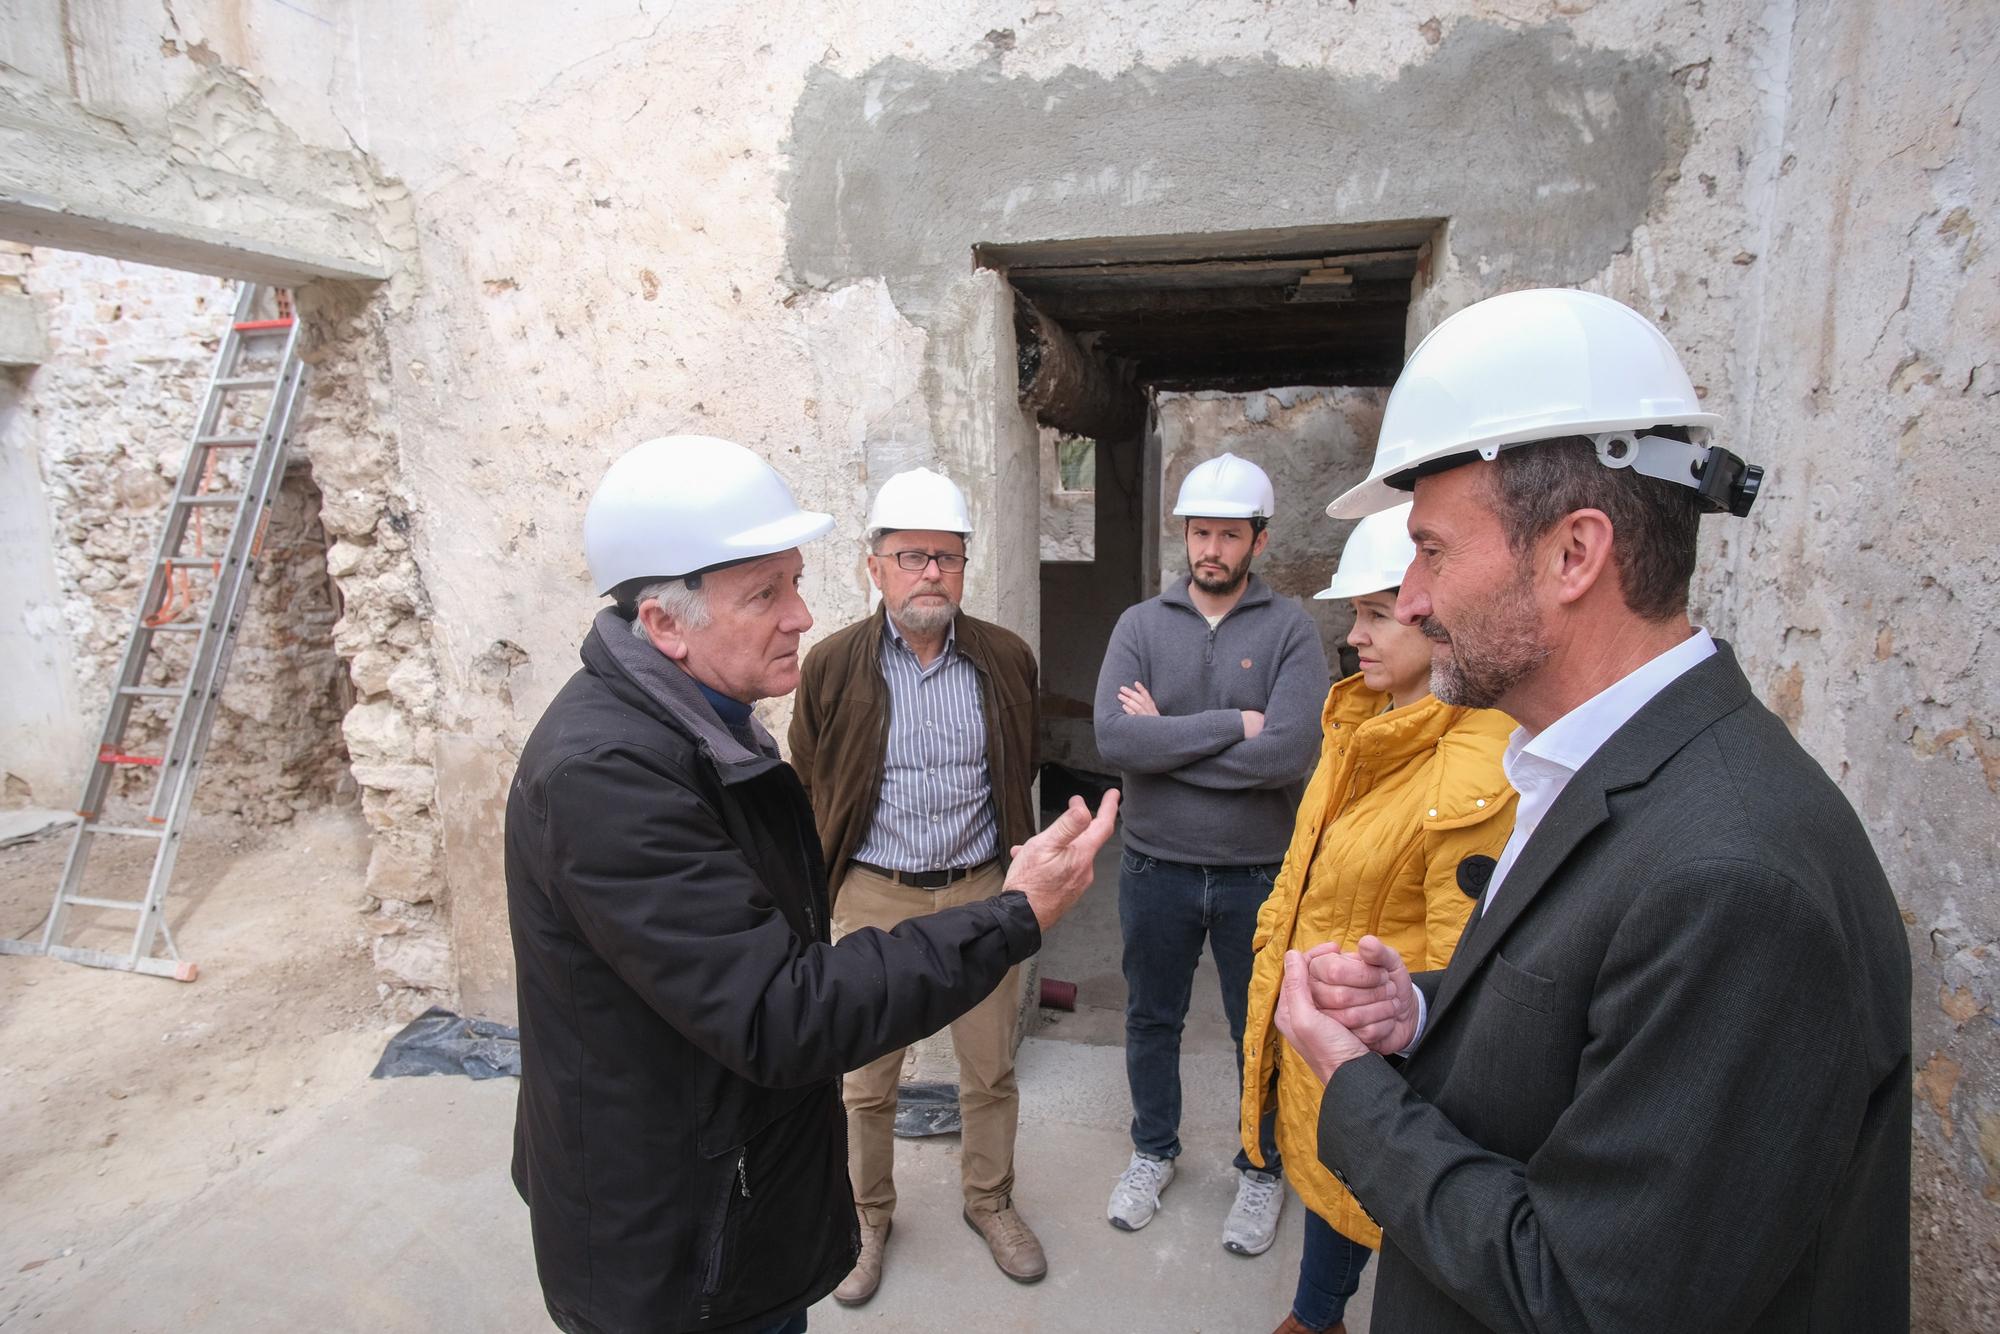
[0,805,393,1324]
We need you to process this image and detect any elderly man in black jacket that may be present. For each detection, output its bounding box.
[507,436,1118,1334]
[1273,291,1910,1334]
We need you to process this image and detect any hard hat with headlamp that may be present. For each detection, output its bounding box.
[1326,288,1762,521]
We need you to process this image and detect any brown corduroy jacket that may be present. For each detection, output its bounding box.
[789,605,1039,905]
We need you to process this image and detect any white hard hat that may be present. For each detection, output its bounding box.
[1173,452,1275,521]
[1315,503,1417,601]
[583,435,834,593]
[867,466,973,534]
[1327,289,1757,520]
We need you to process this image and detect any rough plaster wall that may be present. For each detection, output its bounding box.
[0,242,84,806]
[1691,2,2000,1322]
[0,2,385,282]
[1157,388,1386,673]
[2,248,350,824]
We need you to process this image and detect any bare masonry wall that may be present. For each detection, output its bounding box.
[0,248,350,823]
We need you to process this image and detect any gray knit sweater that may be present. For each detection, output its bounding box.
[1092,575,1330,866]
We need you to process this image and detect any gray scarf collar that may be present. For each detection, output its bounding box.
[591,608,779,775]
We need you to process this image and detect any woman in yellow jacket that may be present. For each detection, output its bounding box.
[1239,504,1517,1334]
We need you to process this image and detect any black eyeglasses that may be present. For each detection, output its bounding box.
[883,550,968,573]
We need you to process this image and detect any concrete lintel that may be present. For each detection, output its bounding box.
[0,188,388,286]
[0,78,389,286]
[0,288,47,364]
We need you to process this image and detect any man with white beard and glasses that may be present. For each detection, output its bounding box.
[789,467,1046,1302]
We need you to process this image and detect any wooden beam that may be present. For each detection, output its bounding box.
[1015,301,1147,440]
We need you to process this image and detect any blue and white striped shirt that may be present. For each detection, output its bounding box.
[851,615,1000,873]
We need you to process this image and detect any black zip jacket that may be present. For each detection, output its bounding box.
[508,612,1042,1333]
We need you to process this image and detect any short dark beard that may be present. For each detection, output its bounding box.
[1190,552,1253,597]
[1423,558,1552,709]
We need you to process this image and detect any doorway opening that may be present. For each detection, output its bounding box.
[0,249,354,960]
[978,219,1438,1053]
[980,219,1437,783]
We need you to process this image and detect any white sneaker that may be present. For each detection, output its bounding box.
[1107,1151,1176,1231]
[1222,1168,1285,1255]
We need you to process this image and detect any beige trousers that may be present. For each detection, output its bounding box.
[832,860,1021,1224]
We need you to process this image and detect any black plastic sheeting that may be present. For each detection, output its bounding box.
[893,1080,962,1138]
[371,1010,967,1129]
[371,1006,521,1080]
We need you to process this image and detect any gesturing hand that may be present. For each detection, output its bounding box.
[1004,790,1122,930]
[1117,681,1161,717]
[1273,949,1370,1084]
[1303,935,1420,1056]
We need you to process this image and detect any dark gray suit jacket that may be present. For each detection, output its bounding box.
[1318,644,1911,1333]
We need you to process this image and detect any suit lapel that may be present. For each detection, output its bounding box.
[1418,642,1758,1042]
[1425,781,1609,1034]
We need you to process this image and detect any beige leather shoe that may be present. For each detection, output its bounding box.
[832,1213,890,1306]
[963,1199,1048,1284]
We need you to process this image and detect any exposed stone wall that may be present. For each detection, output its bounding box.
[289,277,449,1014]
[3,247,350,824]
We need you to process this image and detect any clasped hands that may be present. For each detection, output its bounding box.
[1272,935,1420,1084]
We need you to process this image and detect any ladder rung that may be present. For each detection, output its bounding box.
[179,493,246,507]
[196,434,260,448]
[97,749,164,766]
[81,824,167,839]
[118,685,185,698]
[213,375,276,390]
[64,895,147,911]
[161,556,220,568]
[143,623,202,634]
[233,318,295,332]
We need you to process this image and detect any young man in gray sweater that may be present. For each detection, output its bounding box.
[1093,452,1331,1257]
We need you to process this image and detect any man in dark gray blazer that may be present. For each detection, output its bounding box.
[1274,288,1911,1333]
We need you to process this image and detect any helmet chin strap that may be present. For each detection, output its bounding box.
[1590,431,1765,517]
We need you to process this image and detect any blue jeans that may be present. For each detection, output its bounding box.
[1118,850,1280,1172]
[1294,1210,1373,1330]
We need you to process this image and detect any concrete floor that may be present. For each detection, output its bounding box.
[10,835,1375,1332]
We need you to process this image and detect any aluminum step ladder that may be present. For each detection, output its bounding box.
[0,283,307,981]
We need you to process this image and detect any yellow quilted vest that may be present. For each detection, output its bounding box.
[1238,673,1517,1247]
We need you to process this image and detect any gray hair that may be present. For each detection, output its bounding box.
[628,578,712,640]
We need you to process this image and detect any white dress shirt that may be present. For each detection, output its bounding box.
[1482,627,1716,913]
[1402,627,1717,1049]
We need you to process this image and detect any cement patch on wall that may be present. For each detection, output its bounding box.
[782,21,1689,325]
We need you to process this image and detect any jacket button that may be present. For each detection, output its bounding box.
[1476,798,1487,808]
[1428,808,1438,818]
